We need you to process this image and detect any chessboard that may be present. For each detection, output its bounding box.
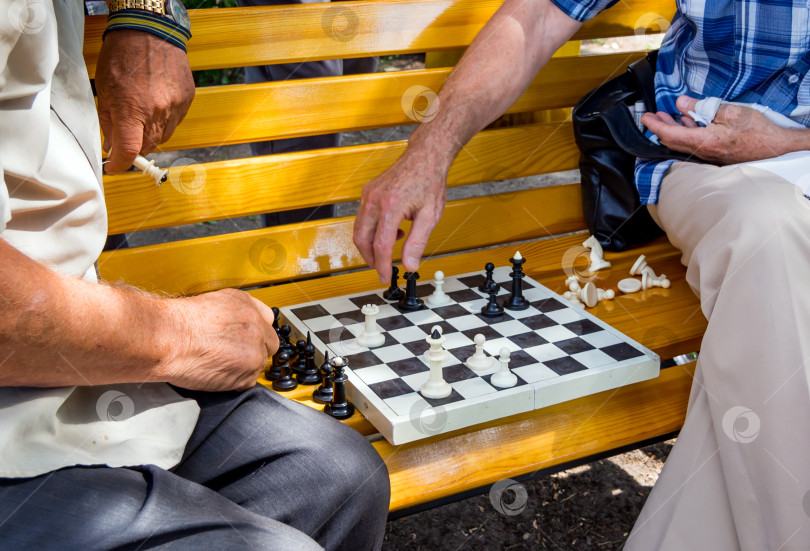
[280,266,659,445]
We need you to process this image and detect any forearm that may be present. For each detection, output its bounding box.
[0,238,176,387]
[406,0,582,171]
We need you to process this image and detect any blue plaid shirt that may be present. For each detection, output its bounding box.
[551,0,810,204]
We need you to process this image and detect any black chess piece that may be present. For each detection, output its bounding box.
[265,349,282,381]
[383,266,404,301]
[271,307,281,337]
[278,325,294,355]
[272,351,298,391]
[478,262,496,293]
[480,280,505,317]
[324,356,355,419]
[297,341,321,385]
[503,252,529,310]
[398,271,424,311]
[312,350,334,404]
[293,339,307,377]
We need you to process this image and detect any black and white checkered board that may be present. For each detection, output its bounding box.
[280,267,659,444]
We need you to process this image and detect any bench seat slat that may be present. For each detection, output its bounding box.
[247,234,706,362]
[97,184,586,294]
[148,53,643,151]
[104,122,579,234]
[83,0,675,76]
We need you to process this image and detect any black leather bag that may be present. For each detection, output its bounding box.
[572,50,698,251]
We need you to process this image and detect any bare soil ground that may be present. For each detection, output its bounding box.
[137,42,676,550]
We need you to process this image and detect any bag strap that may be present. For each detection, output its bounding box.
[627,50,658,112]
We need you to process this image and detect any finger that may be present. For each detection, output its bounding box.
[643,114,701,151]
[401,206,440,273]
[353,199,380,272]
[248,295,279,356]
[106,115,145,174]
[675,95,699,117]
[654,111,679,125]
[372,210,405,284]
[681,115,698,128]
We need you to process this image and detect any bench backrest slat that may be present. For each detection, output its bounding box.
[83,0,674,75]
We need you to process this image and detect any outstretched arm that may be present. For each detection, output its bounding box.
[0,238,278,391]
[643,95,810,164]
[353,0,583,283]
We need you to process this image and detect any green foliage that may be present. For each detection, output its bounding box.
[184,0,244,86]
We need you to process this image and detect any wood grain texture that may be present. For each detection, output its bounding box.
[378,362,694,512]
[97,184,586,294]
[83,0,675,76]
[104,122,579,234]
[142,53,644,151]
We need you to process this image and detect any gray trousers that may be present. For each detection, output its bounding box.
[0,386,390,550]
[626,163,810,550]
[237,0,378,227]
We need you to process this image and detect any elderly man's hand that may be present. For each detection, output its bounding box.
[353,151,447,284]
[642,95,802,165]
[96,29,195,173]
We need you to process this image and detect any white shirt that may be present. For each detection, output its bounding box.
[0,0,199,478]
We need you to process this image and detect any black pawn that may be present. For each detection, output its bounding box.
[293,339,307,377]
[478,262,495,293]
[265,348,282,381]
[383,266,404,301]
[298,342,321,385]
[503,253,529,310]
[324,356,355,420]
[398,271,424,311]
[313,351,334,404]
[279,325,294,355]
[271,307,280,336]
[480,281,505,317]
[272,351,298,391]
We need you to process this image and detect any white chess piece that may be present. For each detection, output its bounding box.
[420,326,452,399]
[465,333,493,372]
[490,347,517,388]
[426,270,452,307]
[357,304,385,347]
[583,235,611,273]
[578,282,599,308]
[597,288,615,301]
[618,278,642,294]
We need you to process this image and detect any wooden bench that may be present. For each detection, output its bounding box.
[83,0,705,517]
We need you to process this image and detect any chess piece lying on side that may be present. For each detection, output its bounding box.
[583,235,611,273]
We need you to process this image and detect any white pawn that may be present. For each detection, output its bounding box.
[466,334,493,372]
[629,254,648,276]
[597,288,615,301]
[426,270,452,307]
[583,235,611,273]
[357,304,385,348]
[420,326,452,399]
[490,347,517,388]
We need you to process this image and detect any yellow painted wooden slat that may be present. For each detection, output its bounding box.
[378,362,694,512]
[151,52,643,151]
[83,0,675,76]
[98,184,586,295]
[248,235,706,363]
[104,122,579,234]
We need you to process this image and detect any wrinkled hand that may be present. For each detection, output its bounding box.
[96,29,195,173]
[642,95,793,165]
[163,289,279,392]
[353,152,447,284]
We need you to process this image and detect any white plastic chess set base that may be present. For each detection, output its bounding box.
[281,267,660,445]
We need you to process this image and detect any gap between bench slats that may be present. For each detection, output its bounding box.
[138,52,644,151]
[104,122,578,234]
[97,184,586,294]
[83,0,675,76]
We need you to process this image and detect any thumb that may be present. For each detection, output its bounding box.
[106,114,145,174]
[675,95,699,117]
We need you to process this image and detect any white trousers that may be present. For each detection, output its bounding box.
[626,162,810,550]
